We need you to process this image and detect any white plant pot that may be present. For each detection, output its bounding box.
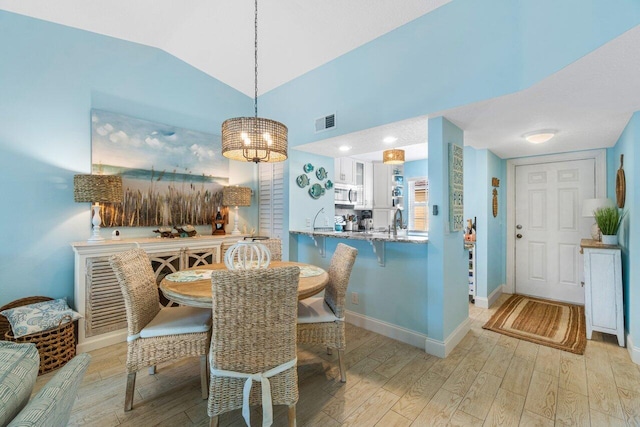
[601,234,618,246]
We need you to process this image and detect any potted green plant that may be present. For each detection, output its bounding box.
[593,207,625,245]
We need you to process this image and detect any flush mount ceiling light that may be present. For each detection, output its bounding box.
[221,0,287,163]
[523,130,556,144]
[338,145,351,152]
[383,136,398,144]
[383,149,405,164]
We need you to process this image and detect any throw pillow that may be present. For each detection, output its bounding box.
[0,299,82,338]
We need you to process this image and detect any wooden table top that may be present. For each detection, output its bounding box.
[159,261,329,308]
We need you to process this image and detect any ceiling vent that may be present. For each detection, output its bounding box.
[315,113,336,133]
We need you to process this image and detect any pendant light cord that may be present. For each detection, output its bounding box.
[254,0,259,118]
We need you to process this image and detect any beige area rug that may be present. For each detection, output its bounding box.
[482,294,587,355]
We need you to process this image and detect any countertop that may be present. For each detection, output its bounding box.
[290,229,428,244]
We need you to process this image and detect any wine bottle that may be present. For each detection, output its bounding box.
[215,208,223,230]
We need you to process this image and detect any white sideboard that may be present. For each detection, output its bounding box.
[71,235,244,352]
[581,239,624,347]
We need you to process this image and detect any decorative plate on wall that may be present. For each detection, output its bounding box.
[308,183,325,199]
[296,174,310,188]
[315,167,327,180]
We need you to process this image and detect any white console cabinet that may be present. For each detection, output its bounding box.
[72,235,243,352]
[580,239,624,347]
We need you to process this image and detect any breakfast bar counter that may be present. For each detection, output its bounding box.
[289,229,428,244]
[290,229,427,267]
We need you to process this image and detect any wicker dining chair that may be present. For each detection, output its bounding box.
[109,248,212,411]
[297,243,358,382]
[208,267,300,427]
[260,238,282,261]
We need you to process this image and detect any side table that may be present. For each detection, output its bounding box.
[580,239,624,346]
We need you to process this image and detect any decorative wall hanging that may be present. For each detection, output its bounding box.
[616,154,626,208]
[308,183,325,199]
[296,174,310,188]
[492,177,500,218]
[448,143,464,232]
[325,180,333,190]
[91,109,229,227]
[315,167,327,180]
[303,163,314,173]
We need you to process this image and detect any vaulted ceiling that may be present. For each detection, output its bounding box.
[2,1,639,159]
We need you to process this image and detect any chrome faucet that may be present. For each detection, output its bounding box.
[392,208,403,236]
[313,207,325,230]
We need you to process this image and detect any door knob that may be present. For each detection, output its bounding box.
[516,234,523,239]
[516,224,523,229]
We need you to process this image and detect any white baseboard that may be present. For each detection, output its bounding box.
[627,333,640,365]
[475,284,504,309]
[345,310,428,350]
[77,329,127,353]
[425,317,471,358]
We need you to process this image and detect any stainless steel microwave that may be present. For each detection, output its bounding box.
[334,184,359,206]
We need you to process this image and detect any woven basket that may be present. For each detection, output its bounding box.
[0,296,77,375]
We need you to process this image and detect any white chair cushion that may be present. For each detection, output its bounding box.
[140,306,211,339]
[297,297,341,324]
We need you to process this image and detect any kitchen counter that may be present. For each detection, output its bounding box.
[290,229,428,244]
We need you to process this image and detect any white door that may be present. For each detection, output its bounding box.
[515,159,594,304]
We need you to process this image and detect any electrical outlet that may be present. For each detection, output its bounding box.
[306,218,311,228]
[351,292,359,305]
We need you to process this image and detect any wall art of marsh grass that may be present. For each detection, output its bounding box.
[91,109,229,227]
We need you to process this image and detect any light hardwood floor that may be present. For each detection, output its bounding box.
[35,294,640,426]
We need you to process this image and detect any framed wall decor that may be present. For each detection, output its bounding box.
[448,143,464,232]
[91,109,229,227]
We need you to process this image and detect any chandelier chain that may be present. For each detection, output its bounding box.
[254,0,258,118]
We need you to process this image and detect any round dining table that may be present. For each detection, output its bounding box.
[159,261,329,308]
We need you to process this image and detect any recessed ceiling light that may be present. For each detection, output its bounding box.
[338,145,351,152]
[523,130,556,144]
[383,136,398,144]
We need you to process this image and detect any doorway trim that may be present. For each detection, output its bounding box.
[505,150,607,294]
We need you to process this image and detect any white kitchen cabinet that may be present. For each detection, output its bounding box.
[373,208,394,231]
[581,239,624,346]
[361,161,374,210]
[334,157,355,185]
[373,162,392,208]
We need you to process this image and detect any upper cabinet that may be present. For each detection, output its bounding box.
[334,157,355,185]
[373,162,393,208]
[335,157,372,209]
[361,162,374,210]
[373,163,404,210]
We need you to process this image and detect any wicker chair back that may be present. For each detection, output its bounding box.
[109,248,161,337]
[324,243,358,319]
[208,266,300,417]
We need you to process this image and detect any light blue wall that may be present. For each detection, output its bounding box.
[427,117,468,341]
[288,150,335,232]
[462,148,506,300]
[0,11,253,306]
[404,159,428,180]
[485,151,507,294]
[607,113,638,346]
[295,237,429,334]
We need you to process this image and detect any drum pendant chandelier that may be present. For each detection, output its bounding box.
[383,149,405,165]
[221,0,288,163]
